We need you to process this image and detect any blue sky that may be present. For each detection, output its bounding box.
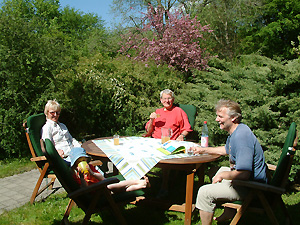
[59,0,117,27]
[0,0,118,28]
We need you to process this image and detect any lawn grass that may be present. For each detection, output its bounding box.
[0,158,36,178]
[1,187,299,225]
[0,160,300,224]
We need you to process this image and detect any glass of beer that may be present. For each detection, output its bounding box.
[161,128,172,144]
[113,134,119,145]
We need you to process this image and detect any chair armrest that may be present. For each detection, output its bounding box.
[89,160,103,167]
[68,177,120,198]
[30,156,47,162]
[232,180,285,195]
[267,163,277,171]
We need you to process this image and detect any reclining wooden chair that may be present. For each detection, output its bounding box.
[23,113,56,204]
[41,138,144,225]
[222,122,298,225]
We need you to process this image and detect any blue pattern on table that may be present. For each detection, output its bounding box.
[92,136,198,180]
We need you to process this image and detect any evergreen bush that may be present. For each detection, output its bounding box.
[180,55,300,181]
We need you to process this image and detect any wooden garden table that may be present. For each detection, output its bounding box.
[82,137,221,225]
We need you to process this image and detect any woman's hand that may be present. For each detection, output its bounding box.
[87,164,97,177]
[78,163,94,176]
[57,149,65,158]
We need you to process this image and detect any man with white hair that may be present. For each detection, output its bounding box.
[145,89,192,141]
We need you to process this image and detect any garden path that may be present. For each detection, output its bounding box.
[0,169,64,215]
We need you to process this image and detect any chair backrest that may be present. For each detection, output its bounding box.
[42,139,80,193]
[41,139,90,209]
[25,113,46,157]
[270,122,297,187]
[178,104,197,130]
[41,138,143,212]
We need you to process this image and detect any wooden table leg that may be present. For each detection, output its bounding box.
[185,170,195,225]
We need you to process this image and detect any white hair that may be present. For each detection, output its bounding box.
[160,89,174,99]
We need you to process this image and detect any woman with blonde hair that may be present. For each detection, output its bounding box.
[41,99,82,166]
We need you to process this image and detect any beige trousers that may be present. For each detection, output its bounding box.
[196,166,249,213]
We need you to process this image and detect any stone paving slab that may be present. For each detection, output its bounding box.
[0,169,64,215]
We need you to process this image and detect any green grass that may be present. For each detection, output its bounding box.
[0,158,36,178]
[1,188,299,225]
[1,161,300,224]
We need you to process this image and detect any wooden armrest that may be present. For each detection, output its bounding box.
[267,163,276,171]
[68,177,120,198]
[30,156,47,162]
[232,180,285,194]
[89,160,103,167]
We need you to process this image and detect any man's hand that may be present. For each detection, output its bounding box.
[149,112,158,120]
[212,173,224,184]
[212,170,251,184]
[190,146,227,155]
[176,135,184,141]
[190,146,205,154]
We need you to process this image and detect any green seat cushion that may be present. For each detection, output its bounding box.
[178,104,197,130]
[27,113,46,157]
[270,122,296,187]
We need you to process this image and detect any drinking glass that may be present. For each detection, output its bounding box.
[161,128,172,144]
[113,134,119,145]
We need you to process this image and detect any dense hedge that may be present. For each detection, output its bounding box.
[180,54,300,181]
[1,52,300,182]
[53,54,186,139]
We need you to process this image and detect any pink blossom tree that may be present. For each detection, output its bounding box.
[119,4,214,73]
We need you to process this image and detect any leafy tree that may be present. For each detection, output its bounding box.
[291,36,300,57]
[53,54,185,139]
[240,0,300,59]
[111,0,187,26]
[186,0,265,59]
[0,0,106,159]
[119,4,214,77]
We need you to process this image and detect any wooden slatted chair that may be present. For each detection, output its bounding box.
[41,138,144,225]
[23,113,56,204]
[222,122,298,225]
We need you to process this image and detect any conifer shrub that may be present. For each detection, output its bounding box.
[180,54,300,182]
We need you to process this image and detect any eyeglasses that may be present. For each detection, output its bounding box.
[49,111,60,116]
[161,97,173,101]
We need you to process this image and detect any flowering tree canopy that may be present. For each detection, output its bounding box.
[119,5,214,72]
